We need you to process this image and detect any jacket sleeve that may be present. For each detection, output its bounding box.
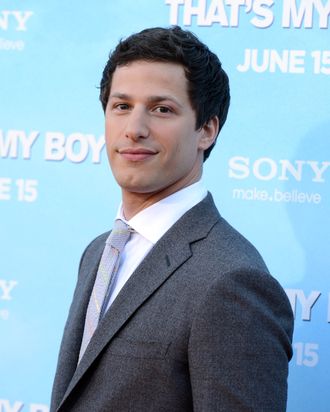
[188,268,293,412]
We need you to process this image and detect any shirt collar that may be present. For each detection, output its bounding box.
[116,180,207,244]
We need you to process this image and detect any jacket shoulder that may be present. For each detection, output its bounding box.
[190,212,270,276]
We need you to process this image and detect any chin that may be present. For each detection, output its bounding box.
[118,180,156,194]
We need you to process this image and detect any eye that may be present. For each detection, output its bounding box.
[154,106,173,114]
[114,103,130,111]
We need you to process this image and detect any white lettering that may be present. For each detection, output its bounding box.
[165,0,185,24]
[0,38,24,51]
[166,0,329,28]
[282,0,314,28]
[20,131,39,158]
[232,187,269,201]
[237,49,306,73]
[45,132,105,163]
[0,130,18,157]
[226,0,245,27]
[282,0,330,29]
[229,156,329,183]
[233,187,322,204]
[0,10,33,31]
[294,342,319,367]
[286,289,321,321]
[228,156,249,179]
[269,49,289,72]
[278,160,305,181]
[0,11,10,30]
[183,0,207,25]
[289,49,306,73]
[314,0,330,28]
[205,0,228,26]
[312,50,330,74]
[0,400,24,412]
[0,280,18,300]
[66,133,89,163]
[44,132,65,161]
[308,161,330,182]
[0,130,39,159]
[253,157,277,180]
[88,135,105,163]
[0,178,11,200]
[250,0,274,28]
[11,11,34,31]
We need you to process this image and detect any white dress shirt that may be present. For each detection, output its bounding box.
[105,181,207,310]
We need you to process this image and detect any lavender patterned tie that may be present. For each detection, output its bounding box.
[78,219,132,363]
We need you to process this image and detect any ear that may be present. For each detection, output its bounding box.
[198,116,219,151]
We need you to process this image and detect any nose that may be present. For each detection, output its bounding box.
[125,107,150,141]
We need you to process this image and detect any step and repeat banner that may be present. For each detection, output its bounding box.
[1,1,329,411]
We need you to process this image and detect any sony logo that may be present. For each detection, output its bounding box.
[0,10,33,31]
[228,156,329,183]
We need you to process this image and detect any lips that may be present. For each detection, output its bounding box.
[118,147,158,162]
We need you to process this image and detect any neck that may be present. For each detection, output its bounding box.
[121,172,202,220]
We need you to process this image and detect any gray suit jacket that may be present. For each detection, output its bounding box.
[51,194,293,411]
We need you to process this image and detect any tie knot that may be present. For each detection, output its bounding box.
[106,219,132,253]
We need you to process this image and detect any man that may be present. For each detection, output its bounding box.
[51,26,293,411]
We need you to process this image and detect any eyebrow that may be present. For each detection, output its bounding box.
[109,93,183,108]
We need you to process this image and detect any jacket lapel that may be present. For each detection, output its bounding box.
[59,193,220,409]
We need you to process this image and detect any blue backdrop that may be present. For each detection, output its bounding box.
[1,1,329,411]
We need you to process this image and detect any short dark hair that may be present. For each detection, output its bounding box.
[100,26,230,161]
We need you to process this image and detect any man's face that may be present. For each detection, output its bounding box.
[105,60,215,201]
